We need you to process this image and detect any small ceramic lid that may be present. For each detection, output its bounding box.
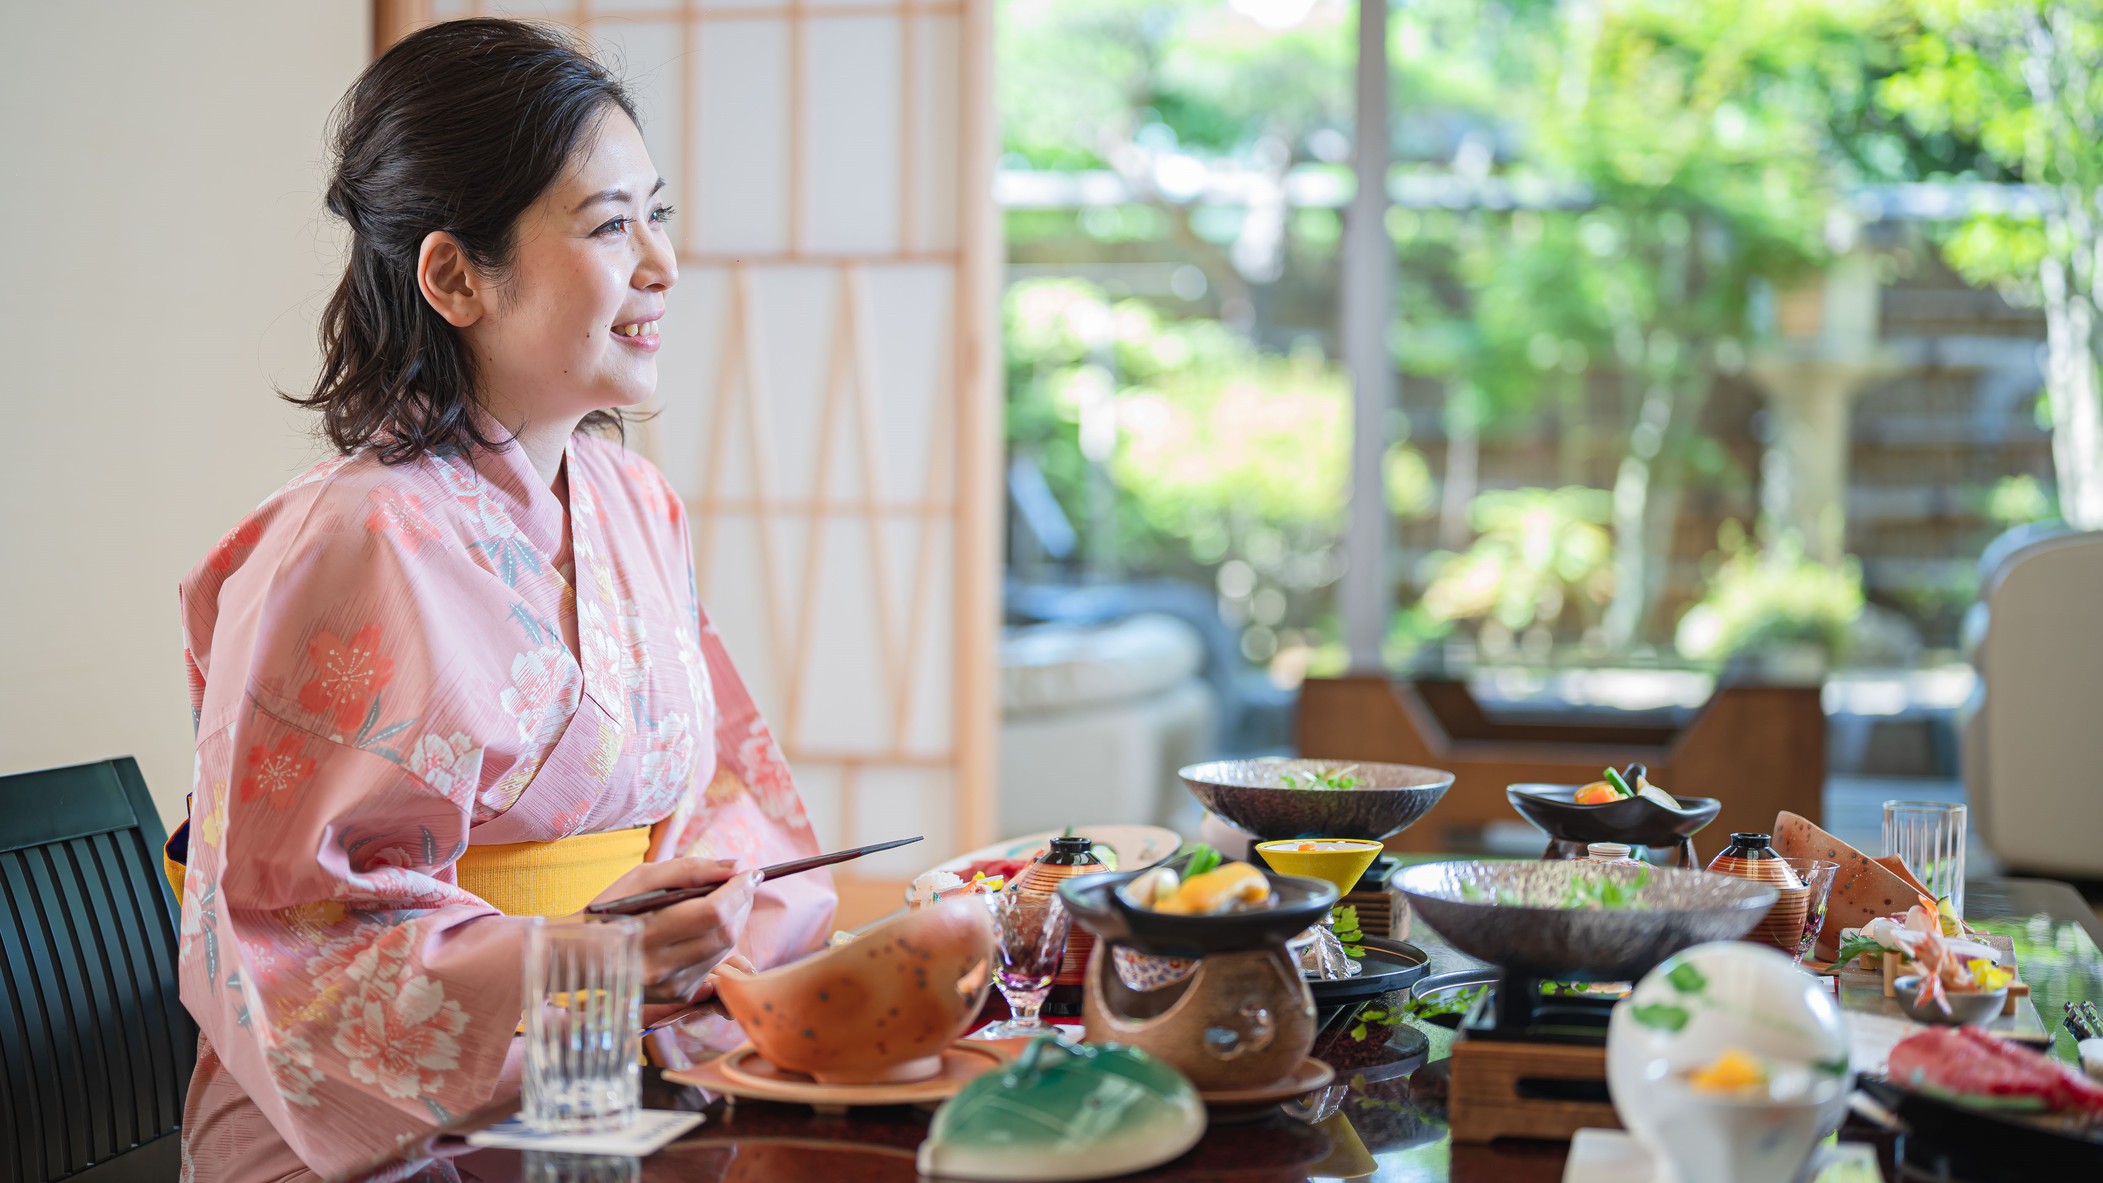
[918,1035,1205,1181]
[1587,842,1635,861]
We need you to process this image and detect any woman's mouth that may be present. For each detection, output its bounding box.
[612,319,661,353]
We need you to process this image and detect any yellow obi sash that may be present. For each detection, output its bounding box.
[455,826,652,918]
[161,817,651,918]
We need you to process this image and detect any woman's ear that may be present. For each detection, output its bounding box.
[416,231,486,328]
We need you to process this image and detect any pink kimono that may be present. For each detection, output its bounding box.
[174,428,835,1180]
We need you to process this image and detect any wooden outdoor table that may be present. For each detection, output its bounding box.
[331,877,2103,1183]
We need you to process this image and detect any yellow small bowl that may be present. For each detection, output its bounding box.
[1254,838,1385,896]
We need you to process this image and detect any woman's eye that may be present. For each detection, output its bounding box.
[595,216,630,236]
[651,205,677,225]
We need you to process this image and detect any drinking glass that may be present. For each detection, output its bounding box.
[524,1153,641,1183]
[522,916,643,1133]
[969,887,1072,1041]
[1884,800,1967,920]
[1778,858,1840,966]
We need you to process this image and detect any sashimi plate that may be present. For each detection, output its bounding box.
[904,825,1182,901]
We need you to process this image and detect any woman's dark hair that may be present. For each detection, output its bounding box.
[291,19,637,463]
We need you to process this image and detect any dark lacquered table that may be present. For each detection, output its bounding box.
[336,877,2103,1183]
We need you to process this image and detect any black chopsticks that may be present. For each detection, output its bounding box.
[585,836,923,917]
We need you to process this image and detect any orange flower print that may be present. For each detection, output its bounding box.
[735,719,807,825]
[365,487,443,553]
[240,734,316,806]
[624,460,680,523]
[207,517,263,572]
[299,625,395,732]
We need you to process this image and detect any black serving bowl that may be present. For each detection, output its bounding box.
[1057,868,1337,959]
[1180,759,1454,843]
[1505,783,1721,849]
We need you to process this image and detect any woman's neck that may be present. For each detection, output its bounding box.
[477,398,584,489]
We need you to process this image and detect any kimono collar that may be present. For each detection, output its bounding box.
[459,405,579,564]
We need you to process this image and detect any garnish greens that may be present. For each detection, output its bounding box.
[1177,843,1222,878]
[1561,865,1651,910]
[1281,764,1364,791]
[1458,866,1651,910]
[1331,905,1366,959]
[1831,932,1885,967]
[1347,985,1486,1040]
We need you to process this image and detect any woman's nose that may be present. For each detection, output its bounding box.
[638,226,678,292]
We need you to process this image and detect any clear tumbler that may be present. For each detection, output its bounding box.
[522,916,643,1133]
[1883,800,1967,921]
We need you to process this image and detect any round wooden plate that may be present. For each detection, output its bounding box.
[667,1041,1008,1110]
[1197,1056,1336,1119]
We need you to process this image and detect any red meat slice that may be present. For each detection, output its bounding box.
[1888,1026,2103,1115]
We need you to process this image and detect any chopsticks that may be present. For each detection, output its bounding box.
[2063,1000,2103,1041]
[586,836,923,916]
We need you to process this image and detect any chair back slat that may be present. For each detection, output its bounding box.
[0,758,195,1182]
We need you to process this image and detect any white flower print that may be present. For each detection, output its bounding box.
[577,600,625,718]
[501,646,581,748]
[676,627,715,732]
[635,713,696,819]
[331,927,471,1101]
[405,732,482,803]
[267,1031,324,1108]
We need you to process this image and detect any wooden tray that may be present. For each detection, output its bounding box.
[1831,932,2051,1045]
[665,1042,1007,1113]
[1448,1038,1616,1144]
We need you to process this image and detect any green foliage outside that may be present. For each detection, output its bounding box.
[1675,528,1868,668]
[1000,0,2090,673]
[1878,0,2103,528]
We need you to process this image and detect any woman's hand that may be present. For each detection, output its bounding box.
[584,857,761,1003]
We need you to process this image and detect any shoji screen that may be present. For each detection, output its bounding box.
[389,1,1000,920]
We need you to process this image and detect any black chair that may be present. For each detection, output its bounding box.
[1,758,194,1182]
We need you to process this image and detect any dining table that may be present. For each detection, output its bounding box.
[331,876,2103,1183]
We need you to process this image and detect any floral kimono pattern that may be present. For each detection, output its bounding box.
[175,428,835,1181]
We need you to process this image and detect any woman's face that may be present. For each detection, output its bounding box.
[459,109,678,424]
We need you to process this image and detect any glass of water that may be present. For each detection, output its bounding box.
[1884,800,1967,920]
[522,915,643,1133]
[969,888,1071,1041]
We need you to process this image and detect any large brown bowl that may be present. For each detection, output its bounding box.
[712,895,995,1085]
[1180,759,1454,843]
[1392,860,1776,982]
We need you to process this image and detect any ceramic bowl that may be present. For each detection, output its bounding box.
[1893,976,2008,1027]
[1059,868,1338,959]
[1393,860,1777,981]
[1180,759,1454,843]
[1608,941,1851,1183]
[1505,783,1722,848]
[918,1035,1205,1182]
[712,895,995,1085]
[1620,1068,1846,1183]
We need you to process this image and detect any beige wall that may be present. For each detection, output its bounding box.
[0,2,368,826]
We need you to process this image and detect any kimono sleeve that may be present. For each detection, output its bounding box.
[178,515,527,1176]
[650,488,837,970]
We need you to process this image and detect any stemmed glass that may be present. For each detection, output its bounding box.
[968,887,1072,1041]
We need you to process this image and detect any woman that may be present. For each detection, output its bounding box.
[171,20,835,1179]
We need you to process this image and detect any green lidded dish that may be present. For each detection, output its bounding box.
[917,1035,1205,1181]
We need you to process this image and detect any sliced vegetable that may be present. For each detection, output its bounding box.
[1601,767,1634,797]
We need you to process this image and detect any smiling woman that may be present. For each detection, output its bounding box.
[292,18,675,480]
[171,18,836,1182]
